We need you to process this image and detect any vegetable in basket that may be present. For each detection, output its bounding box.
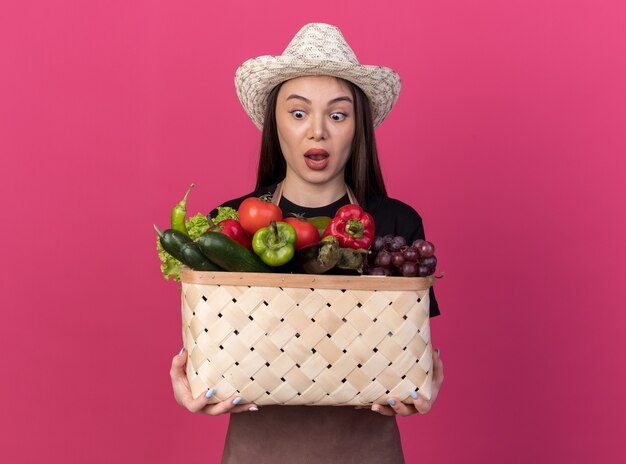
[212,206,239,223]
[252,221,297,267]
[156,212,211,281]
[154,225,221,271]
[306,216,332,238]
[171,184,195,236]
[283,215,320,250]
[196,231,270,273]
[336,247,368,273]
[322,204,375,249]
[238,195,283,236]
[207,216,252,250]
[296,236,340,274]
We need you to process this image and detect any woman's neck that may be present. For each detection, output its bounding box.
[281,177,347,208]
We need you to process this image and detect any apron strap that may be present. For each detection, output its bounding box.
[271,181,359,206]
[271,181,284,205]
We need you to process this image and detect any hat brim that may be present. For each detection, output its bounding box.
[235,55,402,130]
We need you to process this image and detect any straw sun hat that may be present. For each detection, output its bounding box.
[234,23,402,130]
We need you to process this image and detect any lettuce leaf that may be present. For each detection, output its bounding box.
[213,206,238,223]
[186,213,210,240]
[157,237,181,281]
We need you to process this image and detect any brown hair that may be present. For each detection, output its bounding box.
[255,78,387,204]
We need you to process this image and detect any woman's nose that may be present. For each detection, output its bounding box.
[308,115,327,141]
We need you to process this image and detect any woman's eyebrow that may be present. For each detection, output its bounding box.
[285,94,353,105]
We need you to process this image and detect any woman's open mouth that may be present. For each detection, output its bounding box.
[304,149,330,170]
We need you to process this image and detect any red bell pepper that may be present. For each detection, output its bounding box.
[207,217,252,250]
[322,204,375,249]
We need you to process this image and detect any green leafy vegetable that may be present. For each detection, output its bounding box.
[185,213,210,240]
[213,206,238,223]
[157,236,182,281]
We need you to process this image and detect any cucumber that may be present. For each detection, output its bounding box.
[154,225,221,271]
[196,231,271,273]
[180,242,222,271]
[155,225,191,262]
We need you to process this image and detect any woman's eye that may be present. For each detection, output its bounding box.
[291,110,305,119]
[331,112,347,121]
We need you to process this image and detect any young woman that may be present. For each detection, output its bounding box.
[170,23,444,463]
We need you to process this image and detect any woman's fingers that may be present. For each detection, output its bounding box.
[170,349,219,413]
[433,348,444,386]
[429,347,444,405]
[170,350,259,415]
[170,348,187,379]
[201,395,259,416]
[372,394,430,416]
[385,398,418,416]
[409,391,432,414]
[406,347,444,414]
[170,349,194,408]
[370,403,397,416]
[372,347,445,417]
[182,387,259,416]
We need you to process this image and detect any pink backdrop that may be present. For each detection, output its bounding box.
[2,1,625,462]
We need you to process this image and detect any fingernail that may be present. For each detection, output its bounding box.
[232,396,242,405]
[248,406,258,412]
[372,406,380,413]
[178,347,185,356]
[435,348,441,358]
[205,388,215,398]
[411,390,419,400]
[387,399,396,406]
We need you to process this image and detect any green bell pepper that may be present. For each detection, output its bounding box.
[252,221,297,267]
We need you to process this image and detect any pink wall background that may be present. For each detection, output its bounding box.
[2,0,625,462]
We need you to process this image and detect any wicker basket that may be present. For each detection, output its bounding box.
[181,268,434,406]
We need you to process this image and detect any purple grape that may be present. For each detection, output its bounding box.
[401,262,418,277]
[420,256,437,268]
[389,236,407,252]
[391,251,405,268]
[403,247,419,263]
[374,250,392,268]
[411,239,425,250]
[417,265,431,277]
[372,236,385,252]
[383,234,394,245]
[366,266,392,276]
[418,241,435,258]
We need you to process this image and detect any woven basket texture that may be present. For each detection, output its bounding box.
[181,271,433,406]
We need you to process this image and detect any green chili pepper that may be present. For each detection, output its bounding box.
[252,220,297,267]
[171,184,195,236]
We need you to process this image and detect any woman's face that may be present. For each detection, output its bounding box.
[275,75,355,188]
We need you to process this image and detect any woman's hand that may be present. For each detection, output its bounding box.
[170,348,259,415]
[371,347,444,416]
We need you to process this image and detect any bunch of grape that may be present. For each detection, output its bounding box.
[365,235,437,277]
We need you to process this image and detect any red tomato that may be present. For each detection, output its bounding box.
[283,217,320,250]
[238,197,283,236]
